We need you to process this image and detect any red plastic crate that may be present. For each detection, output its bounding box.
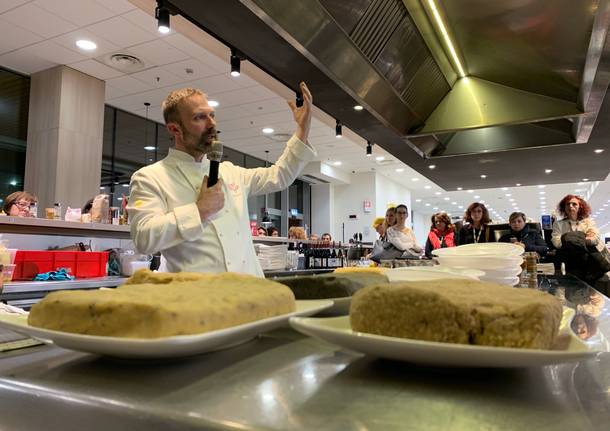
[13,251,109,280]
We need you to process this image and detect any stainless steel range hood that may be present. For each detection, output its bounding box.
[167,0,610,187]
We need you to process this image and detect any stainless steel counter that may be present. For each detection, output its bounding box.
[0,275,608,430]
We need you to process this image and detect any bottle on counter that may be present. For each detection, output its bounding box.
[53,202,62,220]
[29,202,38,218]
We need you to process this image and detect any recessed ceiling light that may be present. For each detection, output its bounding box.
[444,197,450,201]
[509,198,514,202]
[467,189,474,193]
[375,156,385,161]
[595,149,604,154]
[452,201,457,205]
[262,127,274,134]
[583,178,589,181]
[480,174,487,178]
[429,165,436,169]
[99,186,105,190]
[122,184,129,188]
[395,168,404,172]
[76,39,97,51]
[144,146,156,151]
[516,183,521,186]
[457,187,462,191]
[538,185,545,189]
[333,161,342,166]
[501,187,508,191]
[544,169,552,174]
[433,207,438,210]
[474,195,480,199]
[480,200,485,204]
[354,105,364,111]
[505,193,511,197]
[208,100,219,107]
[424,185,431,189]
[539,191,545,195]
[425,203,431,206]
[411,177,419,182]
[435,192,442,195]
[458,206,464,209]
[415,199,422,202]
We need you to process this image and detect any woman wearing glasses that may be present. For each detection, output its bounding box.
[2,191,37,217]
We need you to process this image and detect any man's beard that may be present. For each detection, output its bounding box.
[183,126,217,153]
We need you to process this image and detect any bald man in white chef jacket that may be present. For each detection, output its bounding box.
[127,82,316,277]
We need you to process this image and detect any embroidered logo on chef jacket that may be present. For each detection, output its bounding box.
[227,183,240,194]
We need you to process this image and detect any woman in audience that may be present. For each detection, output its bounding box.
[552,195,602,251]
[267,226,279,237]
[2,191,37,217]
[386,204,422,257]
[385,207,396,229]
[552,195,610,285]
[257,226,268,236]
[288,226,307,240]
[425,212,456,257]
[499,211,547,256]
[458,202,495,245]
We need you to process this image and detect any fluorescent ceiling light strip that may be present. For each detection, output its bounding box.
[427,0,466,78]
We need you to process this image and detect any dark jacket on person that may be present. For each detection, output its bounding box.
[557,231,610,286]
[457,224,494,245]
[498,225,548,256]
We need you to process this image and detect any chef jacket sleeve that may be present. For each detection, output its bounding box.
[240,134,317,196]
[127,170,204,254]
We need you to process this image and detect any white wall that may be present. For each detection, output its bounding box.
[412,211,429,247]
[332,172,377,243]
[310,183,333,238]
[374,174,412,224]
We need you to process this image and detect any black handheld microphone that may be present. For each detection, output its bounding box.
[207,140,223,187]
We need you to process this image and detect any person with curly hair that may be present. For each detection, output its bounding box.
[551,195,603,252]
[425,212,456,257]
[457,202,495,245]
[288,226,307,240]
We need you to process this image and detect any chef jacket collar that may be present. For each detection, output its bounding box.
[166,147,211,168]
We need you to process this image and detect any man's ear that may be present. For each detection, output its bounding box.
[166,122,182,140]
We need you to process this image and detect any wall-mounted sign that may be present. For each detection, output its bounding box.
[363,200,372,213]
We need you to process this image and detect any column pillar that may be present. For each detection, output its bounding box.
[24,65,105,212]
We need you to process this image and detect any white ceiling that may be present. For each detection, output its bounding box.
[1,0,609,233]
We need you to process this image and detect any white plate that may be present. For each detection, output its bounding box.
[290,308,600,367]
[0,300,332,359]
[312,297,351,316]
[433,243,524,257]
[386,267,482,282]
[436,255,523,270]
[482,266,523,277]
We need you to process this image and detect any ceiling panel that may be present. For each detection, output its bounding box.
[52,29,120,58]
[87,16,156,47]
[69,59,124,80]
[127,39,190,66]
[0,49,55,74]
[162,58,222,81]
[33,0,116,27]
[21,40,87,65]
[0,17,43,55]
[0,0,30,14]
[2,3,77,38]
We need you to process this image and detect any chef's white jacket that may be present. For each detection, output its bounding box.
[127,135,316,277]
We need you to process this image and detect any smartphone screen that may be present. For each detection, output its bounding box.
[296,90,303,107]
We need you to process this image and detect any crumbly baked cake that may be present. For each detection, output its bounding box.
[350,279,563,349]
[28,272,296,338]
[123,268,211,285]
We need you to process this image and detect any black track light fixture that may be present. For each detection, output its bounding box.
[230,48,241,77]
[366,141,373,156]
[155,0,176,34]
[335,120,342,138]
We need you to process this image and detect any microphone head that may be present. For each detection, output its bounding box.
[207,140,223,162]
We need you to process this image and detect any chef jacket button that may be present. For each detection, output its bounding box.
[227,261,231,266]
[242,260,245,264]
[225,209,229,214]
[219,233,223,237]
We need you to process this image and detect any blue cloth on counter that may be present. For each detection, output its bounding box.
[33,268,75,281]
